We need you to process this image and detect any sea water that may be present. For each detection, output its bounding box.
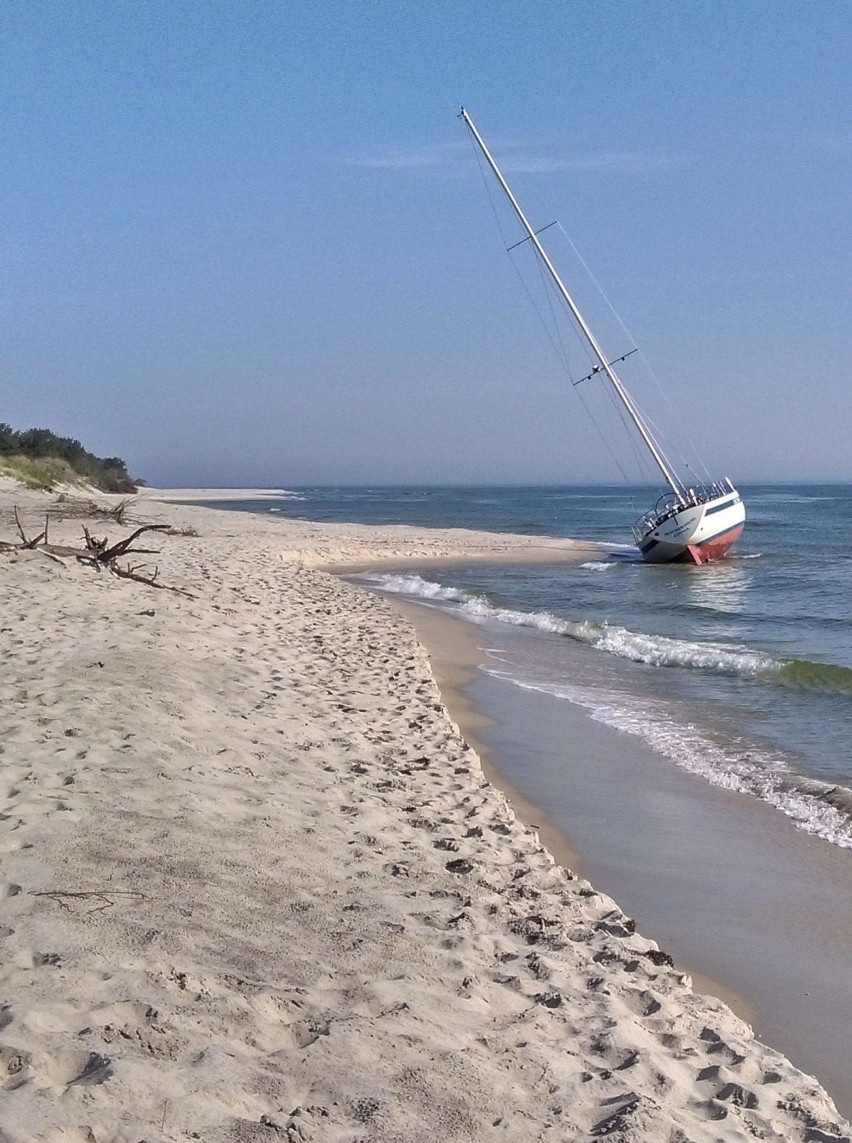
[200,483,852,1109]
[200,485,852,851]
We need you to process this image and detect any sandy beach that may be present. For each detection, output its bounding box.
[0,483,849,1142]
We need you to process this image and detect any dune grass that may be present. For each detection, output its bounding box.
[0,455,86,491]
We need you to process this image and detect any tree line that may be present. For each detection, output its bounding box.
[0,422,137,492]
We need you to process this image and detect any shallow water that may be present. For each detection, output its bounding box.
[204,484,852,848]
[466,654,852,1117]
[204,483,852,1110]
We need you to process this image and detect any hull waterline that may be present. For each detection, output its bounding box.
[637,489,747,565]
[459,109,748,566]
[680,522,745,565]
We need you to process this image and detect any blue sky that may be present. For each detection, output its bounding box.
[3,1,851,486]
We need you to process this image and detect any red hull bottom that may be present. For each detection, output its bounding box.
[677,524,745,566]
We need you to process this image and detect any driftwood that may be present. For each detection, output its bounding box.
[15,506,49,549]
[77,523,194,596]
[111,562,174,591]
[79,522,171,565]
[106,497,137,525]
[1,509,194,597]
[1,509,51,555]
[51,495,140,525]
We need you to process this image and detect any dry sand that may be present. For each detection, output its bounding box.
[0,482,849,1142]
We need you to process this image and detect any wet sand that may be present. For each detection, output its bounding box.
[1,481,849,1141]
[390,593,852,1119]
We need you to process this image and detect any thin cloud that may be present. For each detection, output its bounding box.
[504,150,685,173]
[699,127,852,158]
[342,141,686,175]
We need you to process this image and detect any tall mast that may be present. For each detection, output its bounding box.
[459,106,684,500]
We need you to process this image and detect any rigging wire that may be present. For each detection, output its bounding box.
[463,124,668,499]
[556,224,714,484]
[532,255,652,489]
[528,244,577,376]
[467,134,578,378]
[603,367,653,486]
[527,247,641,490]
[574,381,639,491]
[520,220,676,493]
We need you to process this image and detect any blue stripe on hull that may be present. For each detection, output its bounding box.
[704,495,739,516]
[639,520,744,564]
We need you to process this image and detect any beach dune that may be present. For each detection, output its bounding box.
[0,484,848,1141]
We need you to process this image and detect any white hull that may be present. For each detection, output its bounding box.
[636,488,746,564]
[459,109,747,565]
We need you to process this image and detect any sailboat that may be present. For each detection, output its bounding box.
[459,107,746,565]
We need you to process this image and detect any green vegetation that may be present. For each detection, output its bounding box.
[0,423,137,493]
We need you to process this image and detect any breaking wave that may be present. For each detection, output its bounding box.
[361,571,852,847]
[364,573,471,604]
[362,571,852,695]
[484,670,852,850]
[776,659,852,695]
[364,573,774,678]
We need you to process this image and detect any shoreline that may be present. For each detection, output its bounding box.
[375,581,852,1118]
[384,592,761,1028]
[1,482,849,1141]
[384,595,587,879]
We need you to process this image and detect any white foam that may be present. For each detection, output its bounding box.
[485,668,852,850]
[364,571,852,849]
[580,561,617,571]
[461,596,574,635]
[362,573,470,604]
[365,571,777,676]
[364,572,779,680]
[591,626,776,676]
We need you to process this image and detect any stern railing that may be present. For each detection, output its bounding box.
[632,478,736,542]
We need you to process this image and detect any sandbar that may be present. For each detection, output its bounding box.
[0,481,848,1141]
